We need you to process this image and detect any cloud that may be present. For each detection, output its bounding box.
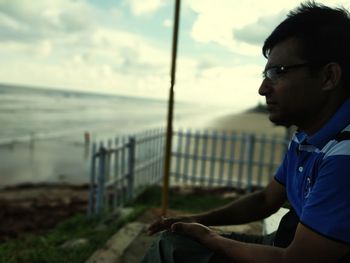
[0,0,172,99]
[186,0,300,56]
[77,28,169,74]
[196,56,219,71]
[126,0,166,16]
[0,0,167,71]
[0,0,270,107]
[0,0,94,43]
[2,0,348,109]
[233,11,287,46]
[163,19,172,28]
[176,61,263,107]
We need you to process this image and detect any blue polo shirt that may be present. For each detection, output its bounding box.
[275,98,350,245]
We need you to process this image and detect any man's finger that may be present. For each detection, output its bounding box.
[147,217,171,235]
[171,222,185,233]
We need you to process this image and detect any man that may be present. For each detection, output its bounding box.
[142,2,350,262]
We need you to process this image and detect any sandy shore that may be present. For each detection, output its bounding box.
[205,111,287,136]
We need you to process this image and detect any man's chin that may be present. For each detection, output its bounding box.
[268,113,291,127]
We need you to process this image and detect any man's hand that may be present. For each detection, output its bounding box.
[146,216,196,236]
[171,222,220,248]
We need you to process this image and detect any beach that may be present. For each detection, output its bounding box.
[0,101,287,241]
[0,84,290,241]
[207,111,286,136]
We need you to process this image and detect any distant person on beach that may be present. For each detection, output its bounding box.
[141,2,350,263]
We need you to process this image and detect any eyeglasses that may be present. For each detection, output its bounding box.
[262,62,316,82]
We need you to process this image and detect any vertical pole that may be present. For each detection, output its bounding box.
[174,129,183,183]
[257,134,266,187]
[88,142,97,216]
[228,131,236,187]
[151,129,157,184]
[237,133,246,190]
[191,130,200,184]
[121,136,126,206]
[161,0,181,216]
[107,139,112,182]
[209,131,218,186]
[96,144,106,216]
[128,137,136,201]
[114,137,120,208]
[200,130,209,185]
[183,129,191,184]
[218,131,227,186]
[155,128,162,183]
[268,136,277,181]
[246,134,255,192]
[159,128,166,183]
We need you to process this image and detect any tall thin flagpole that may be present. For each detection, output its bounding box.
[161,0,181,216]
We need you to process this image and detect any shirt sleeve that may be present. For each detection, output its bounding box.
[274,152,288,186]
[300,155,350,245]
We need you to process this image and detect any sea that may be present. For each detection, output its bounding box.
[0,84,235,187]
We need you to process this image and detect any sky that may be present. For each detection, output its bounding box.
[0,0,349,110]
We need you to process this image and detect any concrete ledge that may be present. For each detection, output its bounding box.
[85,222,146,263]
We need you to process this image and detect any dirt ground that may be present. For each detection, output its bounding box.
[0,183,89,242]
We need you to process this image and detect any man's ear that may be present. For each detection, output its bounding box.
[322,63,342,91]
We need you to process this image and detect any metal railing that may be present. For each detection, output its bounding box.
[88,128,288,216]
[171,130,288,191]
[88,129,165,216]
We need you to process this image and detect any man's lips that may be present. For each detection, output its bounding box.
[266,101,278,111]
[265,100,277,105]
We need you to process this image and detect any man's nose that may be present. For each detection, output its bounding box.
[258,78,272,96]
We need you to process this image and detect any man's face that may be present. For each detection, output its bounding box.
[258,38,326,129]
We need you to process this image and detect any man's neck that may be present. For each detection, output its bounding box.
[299,95,348,136]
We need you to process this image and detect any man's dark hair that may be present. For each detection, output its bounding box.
[263,1,350,87]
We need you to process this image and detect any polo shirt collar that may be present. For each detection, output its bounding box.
[306,98,350,149]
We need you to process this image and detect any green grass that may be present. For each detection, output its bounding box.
[0,207,146,263]
[0,186,236,263]
[131,186,235,213]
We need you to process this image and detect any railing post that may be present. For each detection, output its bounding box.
[113,137,120,208]
[257,134,266,187]
[127,136,136,201]
[209,130,218,186]
[246,134,255,192]
[95,145,106,216]
[268,136,277,181]
[106,139,112,182]
[237,133,246,189]
[200,130,209,185]
[227,131,236,187]
[88,142,97,216]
